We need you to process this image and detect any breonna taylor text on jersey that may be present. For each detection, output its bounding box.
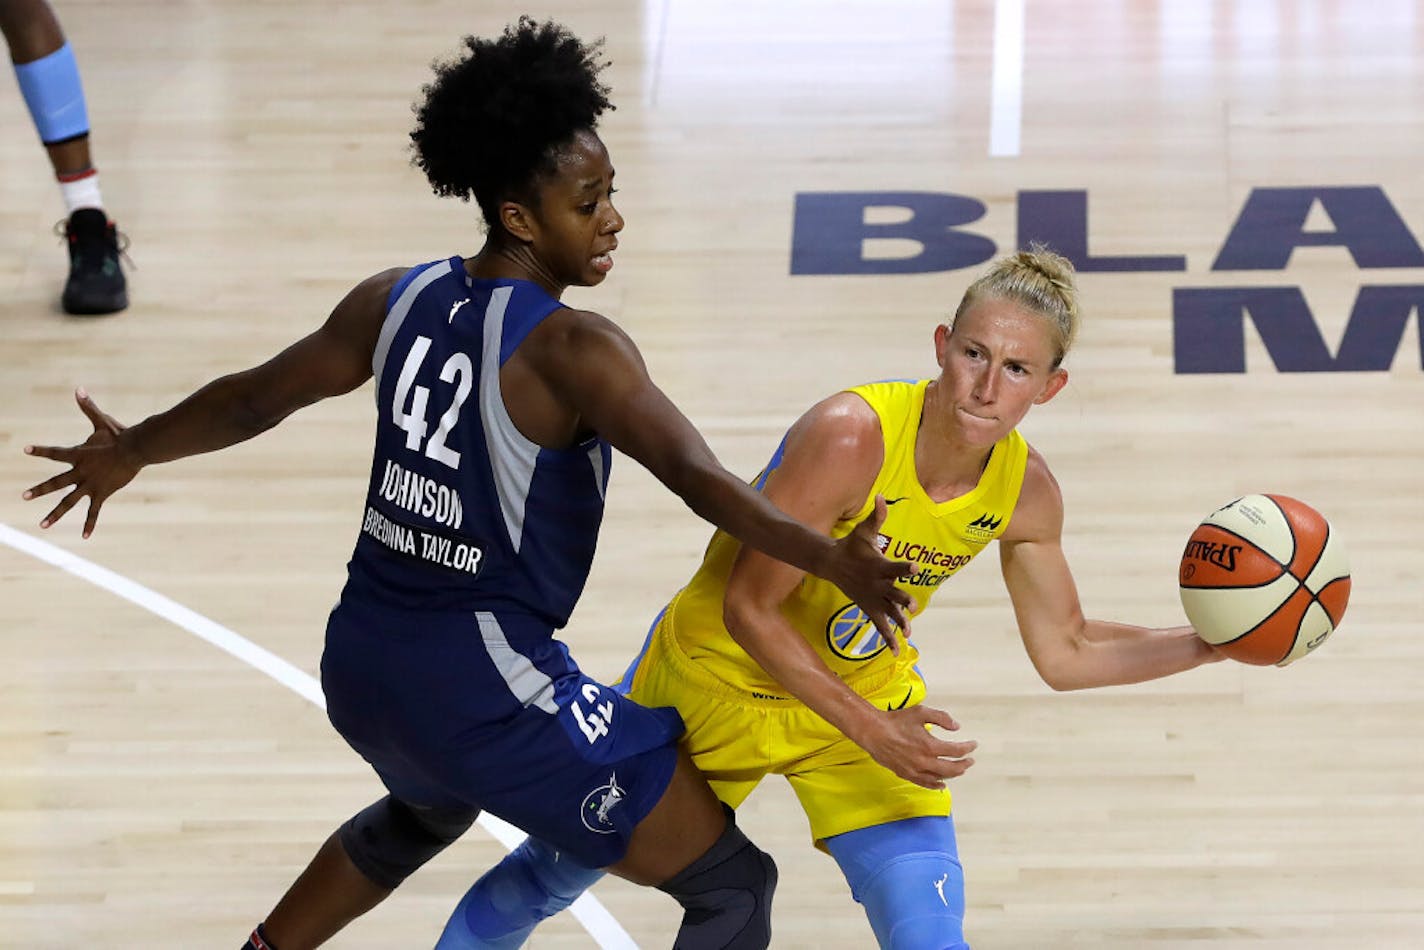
[343,256,612,624]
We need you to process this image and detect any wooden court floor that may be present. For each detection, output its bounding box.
[3,1,1422,946]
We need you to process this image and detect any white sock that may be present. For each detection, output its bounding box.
[59,168,104,215]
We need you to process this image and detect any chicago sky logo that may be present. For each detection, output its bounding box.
[826,603,887,661]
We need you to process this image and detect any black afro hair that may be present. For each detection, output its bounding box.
[410,17,613,227]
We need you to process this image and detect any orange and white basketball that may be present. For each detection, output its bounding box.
[1178,494,1351,666]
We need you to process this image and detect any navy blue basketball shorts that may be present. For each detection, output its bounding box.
[320,598,685,869]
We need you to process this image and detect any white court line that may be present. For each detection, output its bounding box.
[990,0,1025,157]
[0,520,637,950]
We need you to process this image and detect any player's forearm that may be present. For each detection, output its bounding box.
[724,605,881,739]
[1083,618,1181,642]
[1043,621,1215,690]
[124,371,292,466]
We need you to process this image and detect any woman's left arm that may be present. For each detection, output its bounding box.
[998,450,1222,691]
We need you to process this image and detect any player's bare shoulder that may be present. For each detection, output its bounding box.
[538,303,623,339]
[312,266,411,380]
[771,391,886,519]
[366,266,408,296]
[501,303,659,448]
[792,390,885,459]
[345,267,407,314]
[326,267,407,342]
[1000,445,1065,544]
[522,304,640,370]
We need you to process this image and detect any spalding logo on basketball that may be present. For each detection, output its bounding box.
[1179,494,1351,666]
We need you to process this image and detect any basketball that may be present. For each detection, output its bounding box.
[1178,494,1351,666]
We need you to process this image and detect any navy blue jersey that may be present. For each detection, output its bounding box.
[342,257,612,625]
[323,258,681,867]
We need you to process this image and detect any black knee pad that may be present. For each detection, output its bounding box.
[337,795,477,890]
[657,805,778,950]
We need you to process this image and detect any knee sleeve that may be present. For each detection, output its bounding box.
[657,805,778,950]
[436,836,606,949]
[337,795,476,890]
[14,42,89,145]
[826,817,967,950]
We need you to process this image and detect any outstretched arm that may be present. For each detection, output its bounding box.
[999,449,1221,691]
[722,394,976,789]
[526,310,915,637]
[22,269,399,536]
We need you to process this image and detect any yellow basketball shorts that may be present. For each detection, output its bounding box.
[620,615,951,844]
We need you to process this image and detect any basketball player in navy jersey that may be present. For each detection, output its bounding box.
[22,19,914,949]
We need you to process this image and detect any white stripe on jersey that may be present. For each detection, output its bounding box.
[477,610,557,713]
[477,286,541,552]
[586,443,606,500]
[372,259,453,390]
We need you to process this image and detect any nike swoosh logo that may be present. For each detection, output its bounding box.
[448,298,471,322]
[885,496,909,506]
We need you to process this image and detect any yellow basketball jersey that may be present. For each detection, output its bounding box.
[662,378,1029,697]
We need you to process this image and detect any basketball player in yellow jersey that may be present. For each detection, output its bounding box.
[436,246,1226,949]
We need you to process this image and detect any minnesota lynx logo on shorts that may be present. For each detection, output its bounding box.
[826,603,887,661]
[580,772,625,834]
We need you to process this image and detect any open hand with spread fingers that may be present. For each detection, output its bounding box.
[23,388,141,538]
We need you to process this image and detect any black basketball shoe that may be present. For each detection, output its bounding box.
[61,207,128,315]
